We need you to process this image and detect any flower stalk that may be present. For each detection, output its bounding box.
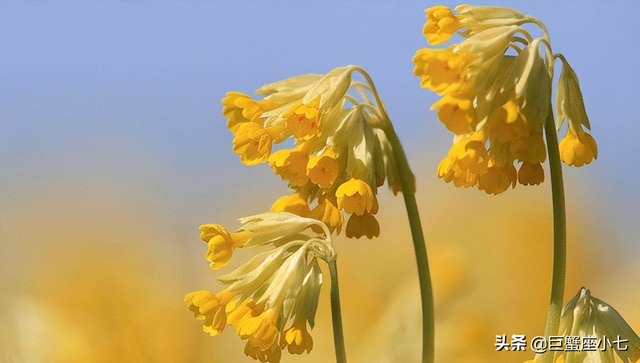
[329,258,347,363]
[356,66,434,363]
[541,110,567,363]
[387,126,435,363]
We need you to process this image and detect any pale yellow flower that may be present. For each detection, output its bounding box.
[186,213,334,363]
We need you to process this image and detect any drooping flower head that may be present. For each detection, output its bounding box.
[222,66,410,238]
[186,212,334,363]
[414,5,597,194]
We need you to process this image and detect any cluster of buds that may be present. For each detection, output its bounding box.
[414,5,597,194]
[222,66,408,238]
[186,212,335,363]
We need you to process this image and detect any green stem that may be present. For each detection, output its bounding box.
[329,258,347,363]
[354,66,434,363]
[540,112,567,363]
[386,126,435,363]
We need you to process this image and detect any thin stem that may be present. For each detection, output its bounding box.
[354,66,434,363]
[329,258,347,363]
[386,125,435,363]
[540,112,567,363]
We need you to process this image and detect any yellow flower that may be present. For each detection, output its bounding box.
[283,97,321,139]
[184,290,231,336]
[477,158,517,195]
[307,149,339,189]
[413,47,473,95]
[222,91,271,132]
[231,122,274,166]
[430,94,476,134]
[415,5,596,194]
[335,177,377,216]
[186,213,334,363]
[437,133,488,188]
[423,6,462,45]
[268,147,310,187]
[309,197,343,234]
[559,129,598,167]
[222,66,407,237]
[200,224,251,269]
[556,57,598,166]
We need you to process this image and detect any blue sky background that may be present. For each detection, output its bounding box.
[1,2,639,360]
[2,0,638,245]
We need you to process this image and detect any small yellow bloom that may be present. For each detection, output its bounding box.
[184,290,231,336]
[309,197,343,234]
[336,178,377,216]
[222,91,271,132]
[431,95,476,134]
[268,147,310,187]
[231,122,273,166]
[283,97,321,139]
[423,6,462,45]
[559,128,598,167]
[477,160,517,194]
[307,149,339,189]
[556,57,598,167]
[413,47,472,95]
[200,224,251,269]
[437,135,488,188]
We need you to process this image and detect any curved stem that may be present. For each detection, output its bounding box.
[354,66,434,363]
[329,258,347,363]
[540,112,567,363]
[386,126,435,363]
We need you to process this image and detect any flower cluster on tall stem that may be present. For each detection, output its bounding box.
[414,5,597,194]
[186,212,335,363]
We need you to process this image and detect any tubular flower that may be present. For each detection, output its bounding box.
[222,66,410,237]
[423,6,462,45]
[533,288,640,363]
[186,212,335,363]
[200,224,252,270]
[556,57,598,166]
[414,5,597,194]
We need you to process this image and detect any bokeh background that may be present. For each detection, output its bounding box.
[1,1,638,362]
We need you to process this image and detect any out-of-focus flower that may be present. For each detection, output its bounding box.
[414,5,597,194]
[186,212,334,363]
[549,287,640,363]
[221,66,410,238]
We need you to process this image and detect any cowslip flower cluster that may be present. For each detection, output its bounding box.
[222,66,406,238]
[414,5,597,194]
[185,212,335,363]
